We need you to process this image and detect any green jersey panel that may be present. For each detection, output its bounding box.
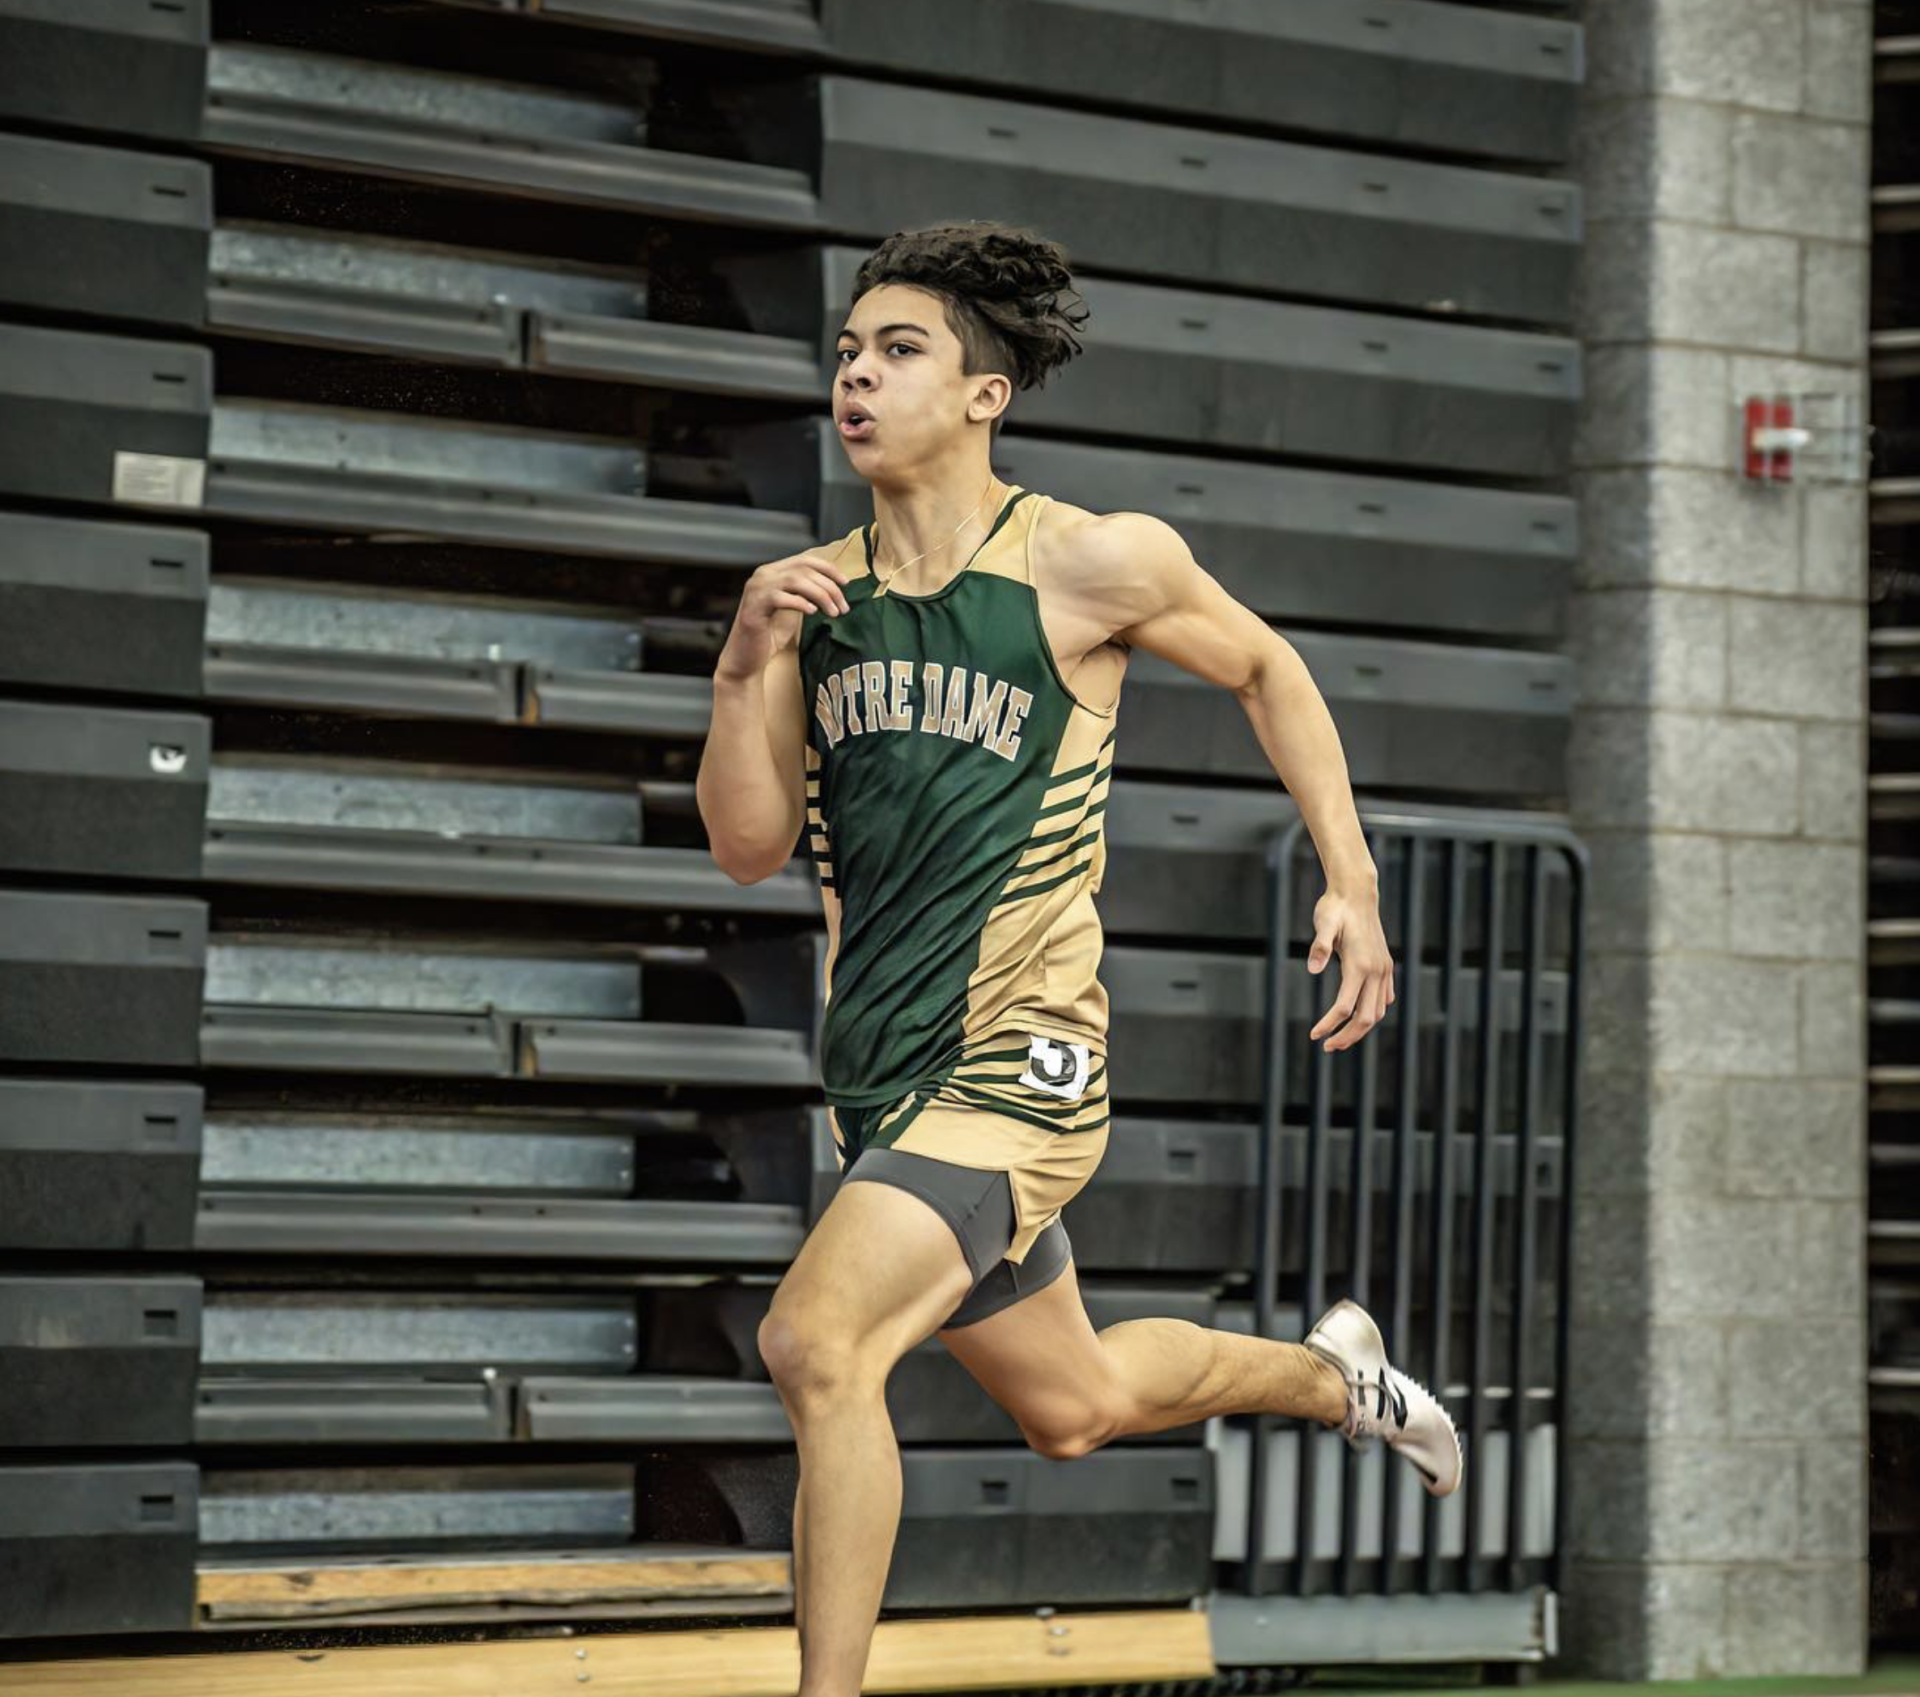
[797,484,1119,1123]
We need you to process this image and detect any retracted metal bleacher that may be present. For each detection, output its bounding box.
[0,0,1583,1678]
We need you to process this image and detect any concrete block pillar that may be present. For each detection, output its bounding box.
[1563,0,1871,1676]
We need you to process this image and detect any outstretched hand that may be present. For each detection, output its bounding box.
[1306,887,1395,1052]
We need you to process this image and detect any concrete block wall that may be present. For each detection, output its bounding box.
[1564,0,1871,1676]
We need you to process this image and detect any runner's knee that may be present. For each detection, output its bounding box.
[1018,1389,1133,1460]
[757,1310,875,1404]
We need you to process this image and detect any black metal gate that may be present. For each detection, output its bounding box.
[1235,812,1587,1602]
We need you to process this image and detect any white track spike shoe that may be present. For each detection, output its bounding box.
[1303,1298,1463,1499]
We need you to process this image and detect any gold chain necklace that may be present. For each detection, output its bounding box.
[872,472,1000,598]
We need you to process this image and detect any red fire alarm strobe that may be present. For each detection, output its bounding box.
[1740,390,1868,485]
[1744,395,1807,481]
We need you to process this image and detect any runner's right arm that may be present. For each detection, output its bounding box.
[696,550,852,883]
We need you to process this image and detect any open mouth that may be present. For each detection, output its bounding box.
[839,410,875,439]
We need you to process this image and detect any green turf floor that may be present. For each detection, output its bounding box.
[1299,1656,1920,1697]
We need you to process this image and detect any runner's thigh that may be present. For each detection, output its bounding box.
[763,1172,978,1370]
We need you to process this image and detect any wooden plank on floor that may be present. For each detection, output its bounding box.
[0,1605,1216,1695]
[194,1594,797,1633]
[196,1545,792,1621]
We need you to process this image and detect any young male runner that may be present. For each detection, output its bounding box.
[697,220,1461,1696]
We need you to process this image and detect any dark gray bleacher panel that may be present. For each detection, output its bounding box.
[196,1461,638,1550]
[201,43,819,228]
[196,1190,807,1264]
[209,224,521,367]
[0,130,210,327]
[204,222,823,398]
[205,817,817,916]
[0,0,208,142]
[201,577,713,730]
[516,0,1580,163]
[204,643,521,724]
[526,0,822,55]
[188,1105,799,1271]
[809,76,1579,322]
[0,1462,199,1638]
[1100,782,1309,942]
[523,670,715,735]
[197,1379,514,1447]
[827,0,1581,162]
[533,310,821,397]
[1015,266,1579,475]
[726,249,1580,479]
[201,1005,515,1079]
[1100,941,1574,1109]
[201,1106,682,1192]
[200,948,817,1082]
[200,402,813,565]
[201,1004,814,1088]
[0,1277,201,1447]
[519,1378,795,1444]
[1122,639,1570,796]
[201,1291,640,1374]
[1103,784,1578,942]
[883,1449,1213,1607]
[1063,1120,1262,1274]
[203,576,722,727]
[520,1018,816,1088]
[1065,1116,1567,1274]
[0,698,209,879]
[0,511,208,697]
[984,439,1577,643]
[656,1446,1213,1607]
[0,1078,203,1251]
[0,889,206,1068]
[0,321,210,508]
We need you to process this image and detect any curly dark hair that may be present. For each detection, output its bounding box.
[848,220,1091,440]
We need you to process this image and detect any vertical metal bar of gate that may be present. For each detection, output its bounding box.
[1506,843,1548,1588]
[1553,847,1587,1594]
[1239,826,1295,1597]
[1381,835,1427,1595]
[1294,1003,1333,1594]
[1421,839,1468,1593]
[1240,812,1587,1603]
[1339,828,1383,1596]
[1465,841,1506,1587]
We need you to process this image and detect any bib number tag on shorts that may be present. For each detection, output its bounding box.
[1018,1033,1091,1101]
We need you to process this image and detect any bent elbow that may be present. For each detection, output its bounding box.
[710,839,799,886]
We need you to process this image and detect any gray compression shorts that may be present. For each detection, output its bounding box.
[837,1144,1073,1329]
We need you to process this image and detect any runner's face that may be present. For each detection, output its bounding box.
[833,284,1005,470]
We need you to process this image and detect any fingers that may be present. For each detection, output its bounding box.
[801,560,850,616]
[1310,964,1393,1052]
[754,554,850,619]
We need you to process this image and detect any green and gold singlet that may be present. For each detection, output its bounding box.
[797,484,1122,1161]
